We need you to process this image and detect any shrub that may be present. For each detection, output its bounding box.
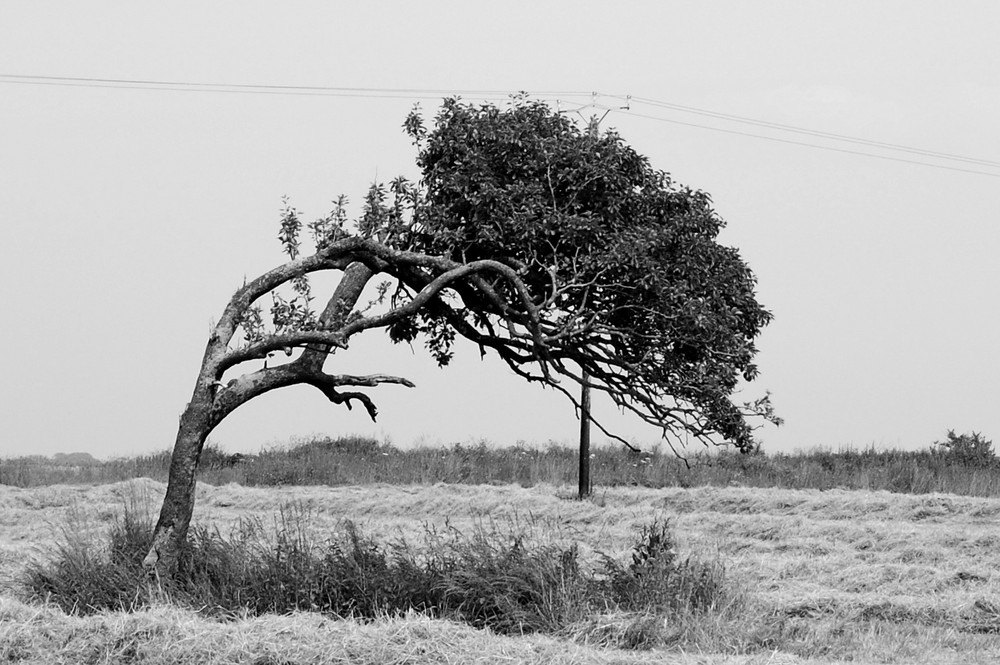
[933,430,995,467]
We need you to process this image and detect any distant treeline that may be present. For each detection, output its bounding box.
[1,431,997,496]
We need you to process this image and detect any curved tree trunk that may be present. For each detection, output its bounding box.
[143,262,376,580]
[142,391,214,578]
[143,334,230,579]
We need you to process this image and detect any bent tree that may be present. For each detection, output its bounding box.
[144,99,778,577]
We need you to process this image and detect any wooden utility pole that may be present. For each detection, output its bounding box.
[578,111,606,500]
[578,371,592,498]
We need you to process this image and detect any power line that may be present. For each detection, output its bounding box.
[3,74,997,178]
[615,107,1000,178]
[529,91,1000,175]
[623,95,1000,169]
[1,78,500,101]
[0,73,590,101]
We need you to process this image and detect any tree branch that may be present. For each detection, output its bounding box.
[297,262,375,373]
[339,258,542,341]
[209,364,414,425]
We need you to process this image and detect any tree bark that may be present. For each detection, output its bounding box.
[142,391,214,578]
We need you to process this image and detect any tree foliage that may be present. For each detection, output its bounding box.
[386,99,775,448]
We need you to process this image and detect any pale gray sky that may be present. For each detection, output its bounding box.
[1,2,998,459]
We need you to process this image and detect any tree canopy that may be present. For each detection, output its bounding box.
[389,98,774,448]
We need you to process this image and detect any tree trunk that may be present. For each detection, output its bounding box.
[143,387,215,579]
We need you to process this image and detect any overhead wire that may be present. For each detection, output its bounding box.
[561,93,1000,178]
[613,106,1000,178]
[0,73,590,101]
[623,94,1000,169]
[2,74,997,178]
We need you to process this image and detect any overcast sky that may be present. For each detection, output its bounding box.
[1,2,998,459]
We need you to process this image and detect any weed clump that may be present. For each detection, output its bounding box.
[23,503,734,646]
[601,520,724,614]
[23,503,154,613]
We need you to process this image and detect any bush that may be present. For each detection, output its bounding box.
[933,430,995,467]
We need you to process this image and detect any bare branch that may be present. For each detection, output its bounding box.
[209,363,414,426]
[327,373,416,388]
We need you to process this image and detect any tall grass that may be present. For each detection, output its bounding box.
[0,449,171,486]
[4,434,1000,496]
[23,498,739,650]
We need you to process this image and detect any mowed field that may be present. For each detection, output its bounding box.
[2,479,1000,664]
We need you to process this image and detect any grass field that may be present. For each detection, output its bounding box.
[2,473,999,664]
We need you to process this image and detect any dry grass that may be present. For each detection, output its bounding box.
[0,595,834,665]
[3,480,1000,663]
